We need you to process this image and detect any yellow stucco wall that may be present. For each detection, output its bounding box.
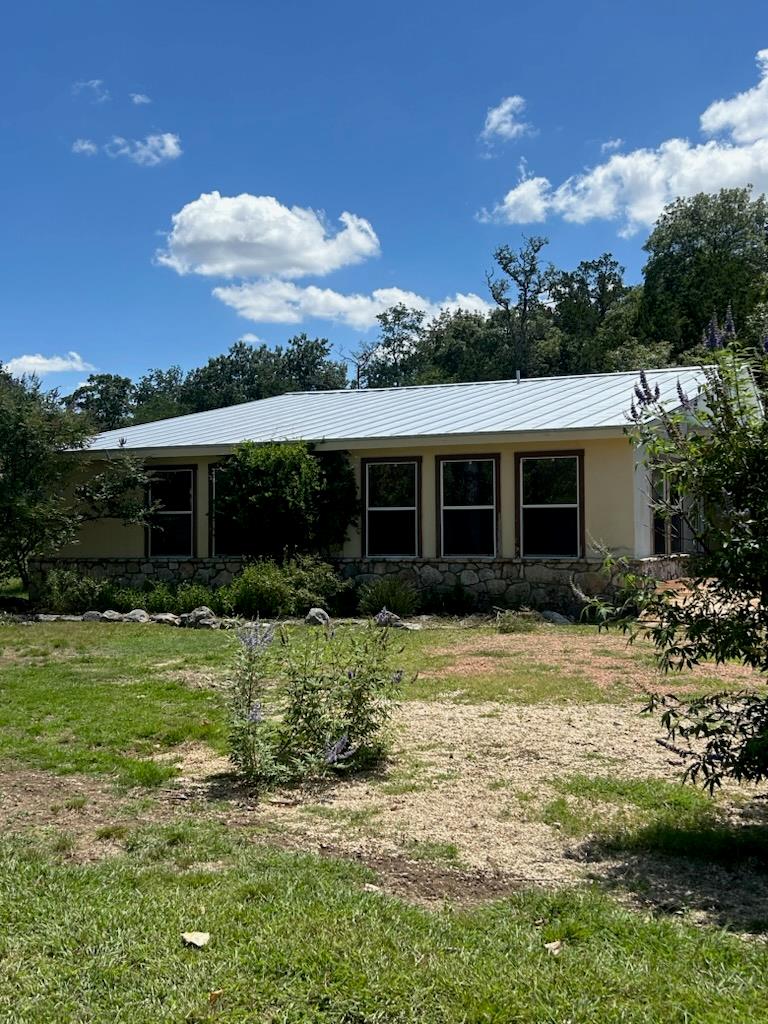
[342,437,635,559]
[65,437,636,560]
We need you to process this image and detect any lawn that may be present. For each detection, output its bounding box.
[1,619,767,1022]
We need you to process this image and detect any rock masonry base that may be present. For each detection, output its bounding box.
[29,555,688,614]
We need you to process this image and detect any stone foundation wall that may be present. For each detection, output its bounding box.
[29,553,690,613]
[29,556,249,596]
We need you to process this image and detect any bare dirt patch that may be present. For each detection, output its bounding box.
[425,632,760,692]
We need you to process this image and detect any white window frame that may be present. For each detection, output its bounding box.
[364,460,419,558]
[148,467,195,558]
[439,457,497,559]
[519,455,580,559]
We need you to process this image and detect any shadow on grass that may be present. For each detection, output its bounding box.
[577,811,768,933]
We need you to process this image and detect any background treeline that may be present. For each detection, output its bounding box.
[66,188,768,430]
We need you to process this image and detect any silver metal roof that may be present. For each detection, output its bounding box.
[87,367,708,452]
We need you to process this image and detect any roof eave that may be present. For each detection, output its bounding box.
[81,423,629,458]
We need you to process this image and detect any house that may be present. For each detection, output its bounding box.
[38,368,704,608]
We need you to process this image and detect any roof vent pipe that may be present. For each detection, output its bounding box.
[515,370,521,383]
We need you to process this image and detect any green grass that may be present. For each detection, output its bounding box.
[403,838,461,862]
[0,623,229,785]
[537,774,768,866]
[2,823,768,1023]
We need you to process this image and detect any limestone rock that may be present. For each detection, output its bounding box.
[151,612,182,627]
[124,609,150,623]
[305,607,331,626]
[101,610,124,622]
[82,611,103,622]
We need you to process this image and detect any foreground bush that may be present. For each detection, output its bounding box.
[228,619,404,792]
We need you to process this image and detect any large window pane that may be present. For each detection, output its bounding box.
[522,458,577,505]
[442,460,494,506]
[443,508,495,557]
[151,514,193,556]
[368,510,417,556]
[521,508,578,558]
[367,463,416,508]
[149,468,194,557]
[150,470,193,510]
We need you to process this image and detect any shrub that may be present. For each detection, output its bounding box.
[495,607,542,634]
[174,582,221,615]
[142,583,177,614]
[220,557,348,618]
[39,569,114,613]
[358,577,419,618]
[226,620,405,791]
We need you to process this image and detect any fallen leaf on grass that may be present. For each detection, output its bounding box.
[209,990,224,1006]
[182,931,210,948]
[544,940,562,956]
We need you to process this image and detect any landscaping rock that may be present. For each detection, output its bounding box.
[36,614,59,622]
[82,610,103,622]
[195,615,220,630]
[188,606,215,623]
[305,607,331,626]
[101,610,124,622]
[541,610,573,625]
[124,609,150,623]
[151,612,182,627]
[373,608,402,627]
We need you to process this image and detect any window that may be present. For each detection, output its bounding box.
[439,457,498,557]
[363,459,420,557]
[209,465,251,556]
[652,472,696,555]
[148,467,195,557]
[518,453,581,558]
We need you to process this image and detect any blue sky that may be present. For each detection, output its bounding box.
[2,1,767,390]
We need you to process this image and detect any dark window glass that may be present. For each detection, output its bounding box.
[149,469,194,556]
[151,513,193,556]
[442,460,494,506]
[653,514,667,555]
[367,510,417,556]
[367,463,416,508]
[210,468,251,556]
[443,509,495,557]
[521,508,578,558]
[150,470,193,511]
[522,458,577,505]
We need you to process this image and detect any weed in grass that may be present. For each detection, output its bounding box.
[63,795,88,811]
[403,839,461,862]
[95,824,129,841]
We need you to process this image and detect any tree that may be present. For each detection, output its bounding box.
[611,351,768,789]
[548,254,628,373]
[133,366,187,423]
[354,305,426,388]
[640,188,768,356]
[487,236,550,376]
[0,368,151,587]
[65,373,135,430]
[212,441,358,561]
[281,334,347,392]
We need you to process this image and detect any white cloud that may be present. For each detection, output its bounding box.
[480,95,531,146]
[157,192,380,279]
[105,132,182,166]
[5,351,95,377]
[72,79,110,103]
[700,49,768,143]
[238,332,264,343]
[130,92,152,105]
[483,50,768,235]
[600,137,624,153]
[71,138,98,156]
[213,280,491,330]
